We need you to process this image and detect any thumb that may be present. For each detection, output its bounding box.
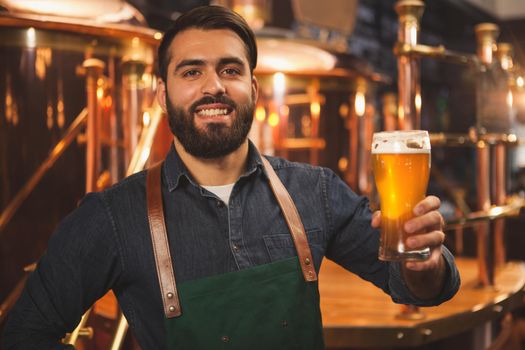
[371,211,381,228]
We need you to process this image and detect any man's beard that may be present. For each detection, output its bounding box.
[166,94,254,159]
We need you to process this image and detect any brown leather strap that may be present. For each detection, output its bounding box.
[146,162,181,318]
[260,157,318,282]
[146,156,317,319]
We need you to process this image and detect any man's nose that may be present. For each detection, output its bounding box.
[201,72,226,96]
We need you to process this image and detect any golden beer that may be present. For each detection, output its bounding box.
[372,130,431,261]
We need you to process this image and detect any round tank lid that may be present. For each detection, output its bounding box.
[257,38,336,72]
[0,0,146,25]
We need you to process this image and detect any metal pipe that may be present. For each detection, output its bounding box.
[444,197,524,229]
[122,59,147,166]
[126,103,164,176]
[475,23,499,66]
[474,23,500,286]
[83,58,105,193]
[476,140,493,286]
[64,309,92,344]
[0,108,87,236]
[395,0,424,130]
[108,55,120,184]
[492,42,515,268]
[110,312,129,350]
[394,43,477,66]
[493,144,507,267]
[0,274,28,324]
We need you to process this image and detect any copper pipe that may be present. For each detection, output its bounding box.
[476,143,491,226]
[473,23,500,286]
[122,59,147,165]
[346,100,358,190]
[492,43,514,268]
[444,198,524,229]
[382,93,397,131]
[493,144,507,267]
[497,43,514,71]
[476,141,493,286]
[0,108,87,236]
[126,103,164,176]
[83,58,105,193]
[64,309,92,344]
[110,312,129,350]
[108,55,119,184]
[395,0,424,130]
[394,42,477,66]
[359,97,374,196]
[475,221,492,287]
[429,132,518,147]
[0,275,28,324]
[474,23,499,66]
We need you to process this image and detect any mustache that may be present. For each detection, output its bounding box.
[189,95,237,114]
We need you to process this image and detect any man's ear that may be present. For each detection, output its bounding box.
[251,75,259,104]
[156,78,167,113]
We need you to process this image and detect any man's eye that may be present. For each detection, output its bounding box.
[183,70,200,77]
[223,68,240,76]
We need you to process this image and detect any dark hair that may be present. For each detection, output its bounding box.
[158,5,257,82]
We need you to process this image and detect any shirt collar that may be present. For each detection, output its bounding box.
[163,140,264,192]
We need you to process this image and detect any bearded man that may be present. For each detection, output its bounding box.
[3,6,459,349]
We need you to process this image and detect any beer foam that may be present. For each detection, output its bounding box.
[371,130,430,154]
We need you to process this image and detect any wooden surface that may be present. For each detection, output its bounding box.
[319,257,525,348]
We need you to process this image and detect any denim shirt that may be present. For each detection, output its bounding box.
[3,142,460,349]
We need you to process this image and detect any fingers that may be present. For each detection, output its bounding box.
[406,230,445,251]
[404,229,445,271]
[404,210,444,234]
[413,195,441,216]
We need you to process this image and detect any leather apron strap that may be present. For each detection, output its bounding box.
[146,162,181,318]
[146,156,317,319]
[260,157,318,282]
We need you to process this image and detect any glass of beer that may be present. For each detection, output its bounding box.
[372,130,431,261]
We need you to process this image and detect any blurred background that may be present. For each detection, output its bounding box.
[2,0,525,349]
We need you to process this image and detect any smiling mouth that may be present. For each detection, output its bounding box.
[194,104,234,119]
[197,108,230,117]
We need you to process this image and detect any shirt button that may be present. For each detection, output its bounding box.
[216,200,225,208]
[232,244,240,252]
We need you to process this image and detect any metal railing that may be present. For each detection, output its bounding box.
[0,109,87,324]
[66,102,165,349]
[0,108,88,236]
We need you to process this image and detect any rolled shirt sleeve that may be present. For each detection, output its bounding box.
[387,247,460,306]
[323,167,460,306]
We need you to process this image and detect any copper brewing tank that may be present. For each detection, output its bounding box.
[0,0,164,331]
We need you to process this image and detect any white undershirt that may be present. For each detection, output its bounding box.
[202,183,235,206]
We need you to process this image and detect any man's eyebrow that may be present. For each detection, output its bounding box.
[173,57,246,73]
[218,57,245,67]
[174,59,206,72]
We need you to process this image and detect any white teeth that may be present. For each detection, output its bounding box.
[197,108,228,116]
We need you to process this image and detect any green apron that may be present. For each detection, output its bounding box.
[146,158,324,349]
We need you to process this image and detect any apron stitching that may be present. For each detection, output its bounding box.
[227,203,241,270]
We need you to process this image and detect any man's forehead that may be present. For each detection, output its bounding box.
[166,28,251,67]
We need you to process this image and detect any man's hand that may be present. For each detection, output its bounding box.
[371,195,447,300]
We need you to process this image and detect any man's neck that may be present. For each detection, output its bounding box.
[173,138,249,186]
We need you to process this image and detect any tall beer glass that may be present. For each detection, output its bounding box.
[372,130,431,261]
